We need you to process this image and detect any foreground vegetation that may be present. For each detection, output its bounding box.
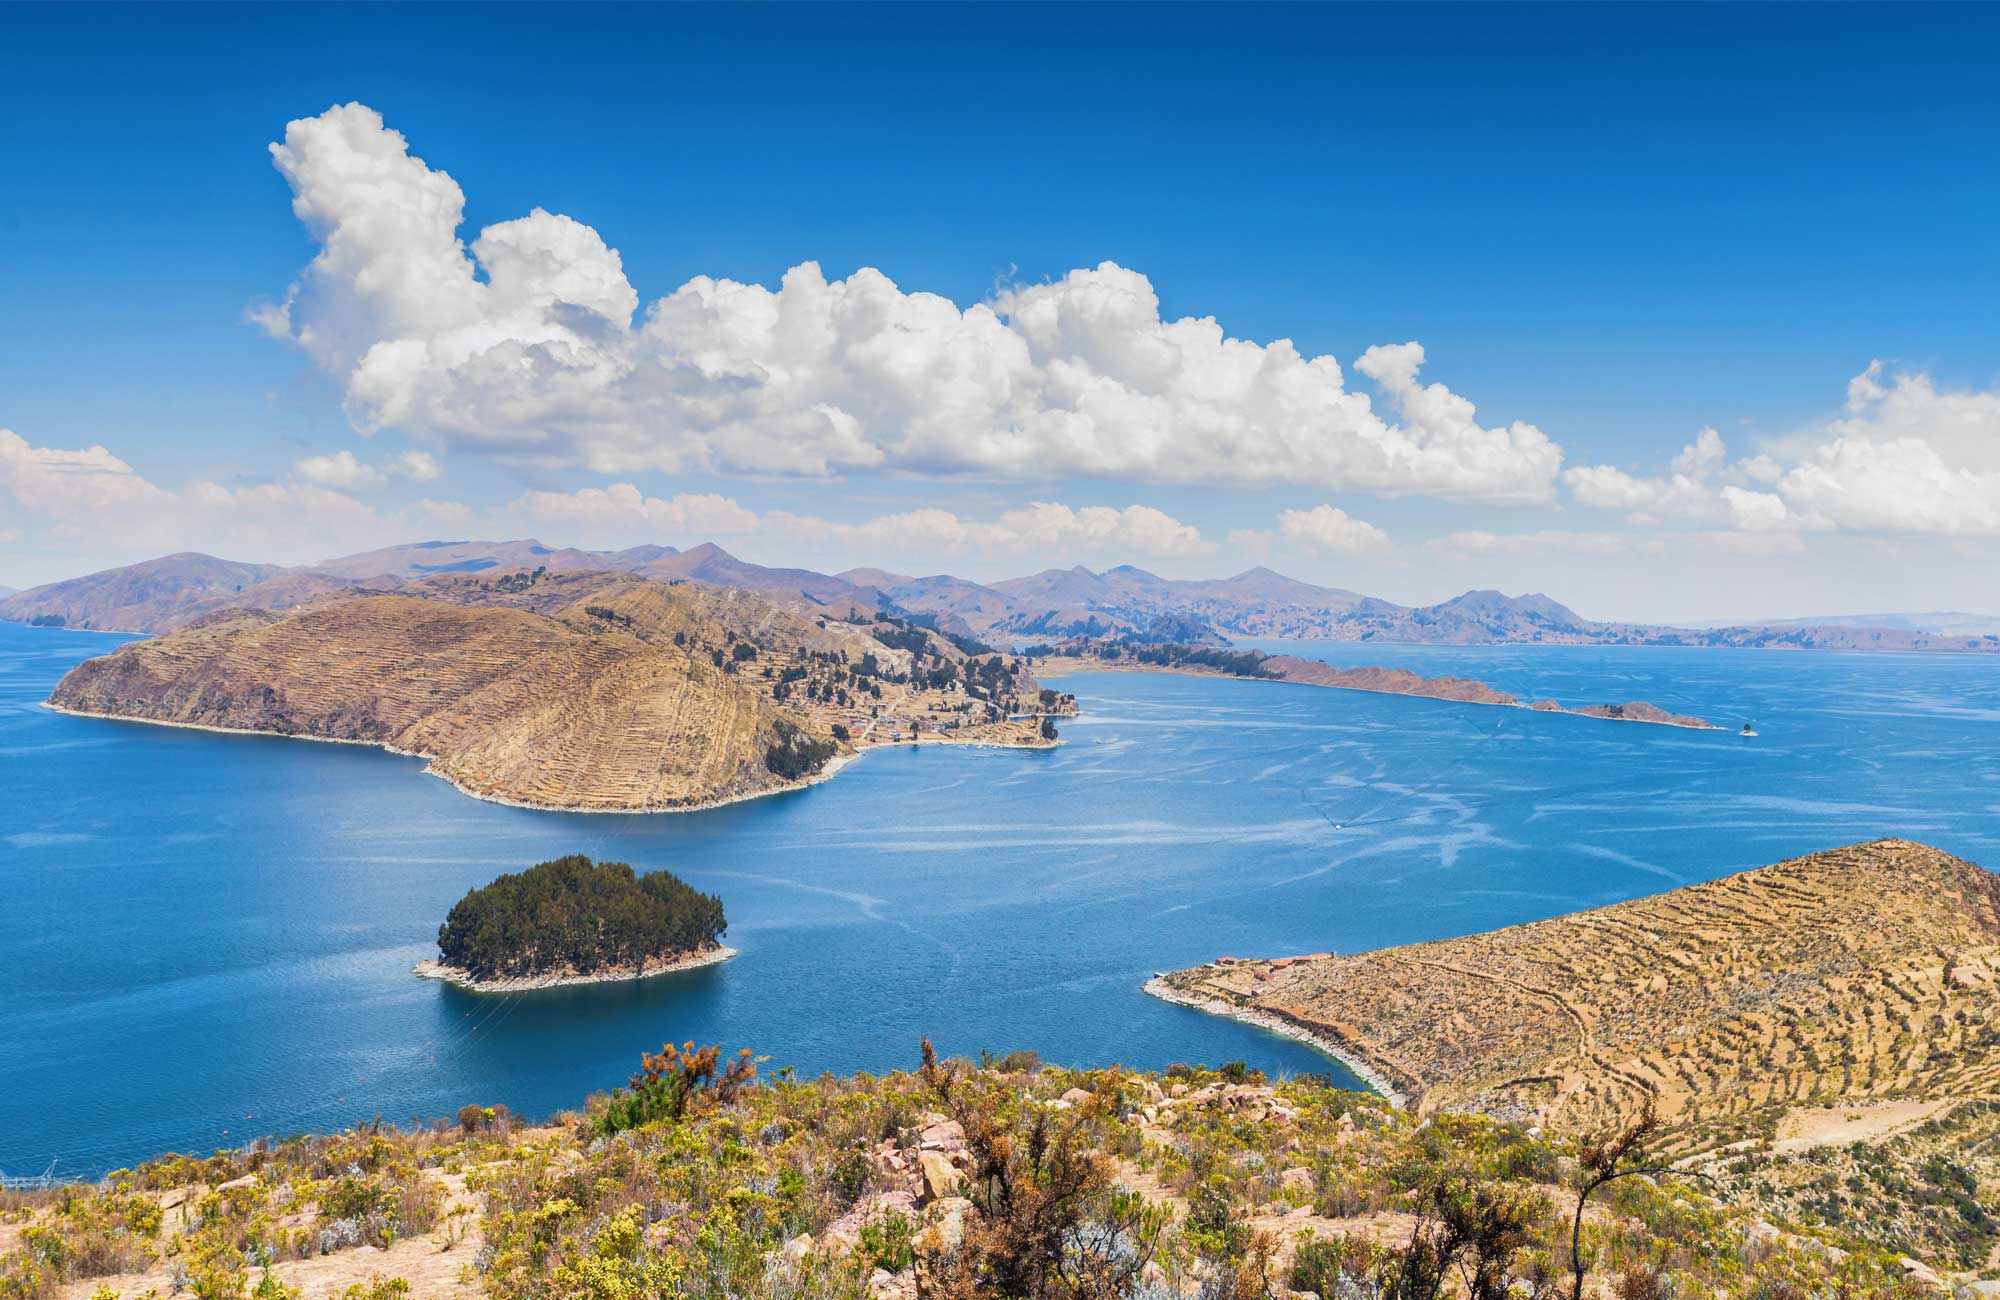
[0,1043,1964,1300]
[435,856,725,982]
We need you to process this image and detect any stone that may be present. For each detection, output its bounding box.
[918,1119,965,1149]
[919,1151,965,1202]
[1898,1257,1943,1288]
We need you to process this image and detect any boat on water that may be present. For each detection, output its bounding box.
[1741,721,1759,737]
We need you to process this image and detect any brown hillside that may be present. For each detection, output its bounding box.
[1159,839,2000,1146]
[46,570,1065,810]
[47,592,816,811]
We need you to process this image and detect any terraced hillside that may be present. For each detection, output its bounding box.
[1157,840,2000,1149]
[46,591,827,811]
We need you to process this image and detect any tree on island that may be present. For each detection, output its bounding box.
[436,855,725,981]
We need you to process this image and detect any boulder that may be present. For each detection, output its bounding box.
[918,1119,965,1149]
[919,1151,965,1203]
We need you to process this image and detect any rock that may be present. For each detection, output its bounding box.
[1059,1087,1096,1107]
[1898,1257,1944,1288]
[1279,1167,1315,1193]
[919,1151,965,1203]
[914,1197,972,1295]
[918,1119,965,1149]
[922,1197,972,1254]
[217,1174,258,1192]
[781,1234,813,1261]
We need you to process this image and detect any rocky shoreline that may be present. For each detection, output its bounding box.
[413,945,739,993]
[1141,975,1410,1108]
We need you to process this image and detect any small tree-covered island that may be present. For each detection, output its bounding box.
[415,855,732,992]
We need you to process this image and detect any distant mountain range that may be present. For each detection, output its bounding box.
[6,539,2000,654]
[1694,610,2000,638]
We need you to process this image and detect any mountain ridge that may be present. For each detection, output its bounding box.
[8,540,2000,653]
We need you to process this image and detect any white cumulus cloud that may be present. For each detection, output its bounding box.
[294,447,445,490]
[1,428,391,575]
[255,103,1564,504]
[1275,504,1391,555]
[1563,364,2000,536]
[507,486,1212,565]
[294,449,384,489]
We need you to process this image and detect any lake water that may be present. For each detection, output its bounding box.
[3,621,1996,1175]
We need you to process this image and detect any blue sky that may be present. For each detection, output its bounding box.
[2,2,1997,619]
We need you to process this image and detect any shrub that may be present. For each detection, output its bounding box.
[858,1211,915,1272]
[1289,1232,1379,1296]
[590,1042,761,1137]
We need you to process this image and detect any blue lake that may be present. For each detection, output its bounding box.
[3,621,1996,1175]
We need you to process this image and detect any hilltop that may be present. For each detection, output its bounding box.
[1155,840,2000,1149]
[0,1050,1965,1300]
[0,553,292,633]
[46,569,1065,812]
[11,541,2000,653]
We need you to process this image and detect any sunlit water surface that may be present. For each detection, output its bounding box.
[3,622,1995,1173]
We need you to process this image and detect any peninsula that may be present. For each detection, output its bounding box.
[45,568,1070,812]
[1033,639,1719,729]
[1152,839,2000,1144]
[417,855,729,992]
